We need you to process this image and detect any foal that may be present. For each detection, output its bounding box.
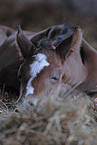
[17,25,97,104]
[17,26,88,104]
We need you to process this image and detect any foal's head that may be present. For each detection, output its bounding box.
[17,25,96,103]
[17,25,84,101]
[17,26,64,101]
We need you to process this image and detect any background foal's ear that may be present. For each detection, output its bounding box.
[56,26,83,60]
[17,25,35,59]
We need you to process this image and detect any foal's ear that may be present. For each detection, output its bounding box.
[56,26,83,60]
[17,25,35,59]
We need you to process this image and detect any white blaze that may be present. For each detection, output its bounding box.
[25,53,50,97]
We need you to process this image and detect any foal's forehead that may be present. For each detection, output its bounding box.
[33,53,47,61]
[31,53,50,69]
[26,38,61,67]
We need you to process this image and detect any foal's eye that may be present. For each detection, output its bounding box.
[50,77,59,81]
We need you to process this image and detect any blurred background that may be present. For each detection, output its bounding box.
[0,0,97,48]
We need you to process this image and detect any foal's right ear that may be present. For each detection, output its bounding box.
[17,25,36,59]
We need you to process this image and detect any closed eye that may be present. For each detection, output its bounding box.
[50,77,59,80]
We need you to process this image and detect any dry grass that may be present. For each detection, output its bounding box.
[0,85,97,145]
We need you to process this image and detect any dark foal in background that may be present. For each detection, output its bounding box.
[17,25,97,104]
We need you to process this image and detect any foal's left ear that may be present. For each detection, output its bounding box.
[56,26,83,60]
[17,25,35,59]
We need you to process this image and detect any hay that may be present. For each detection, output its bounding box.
[0,85,97,145]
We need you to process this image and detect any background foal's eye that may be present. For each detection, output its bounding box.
[50,77,59,80]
